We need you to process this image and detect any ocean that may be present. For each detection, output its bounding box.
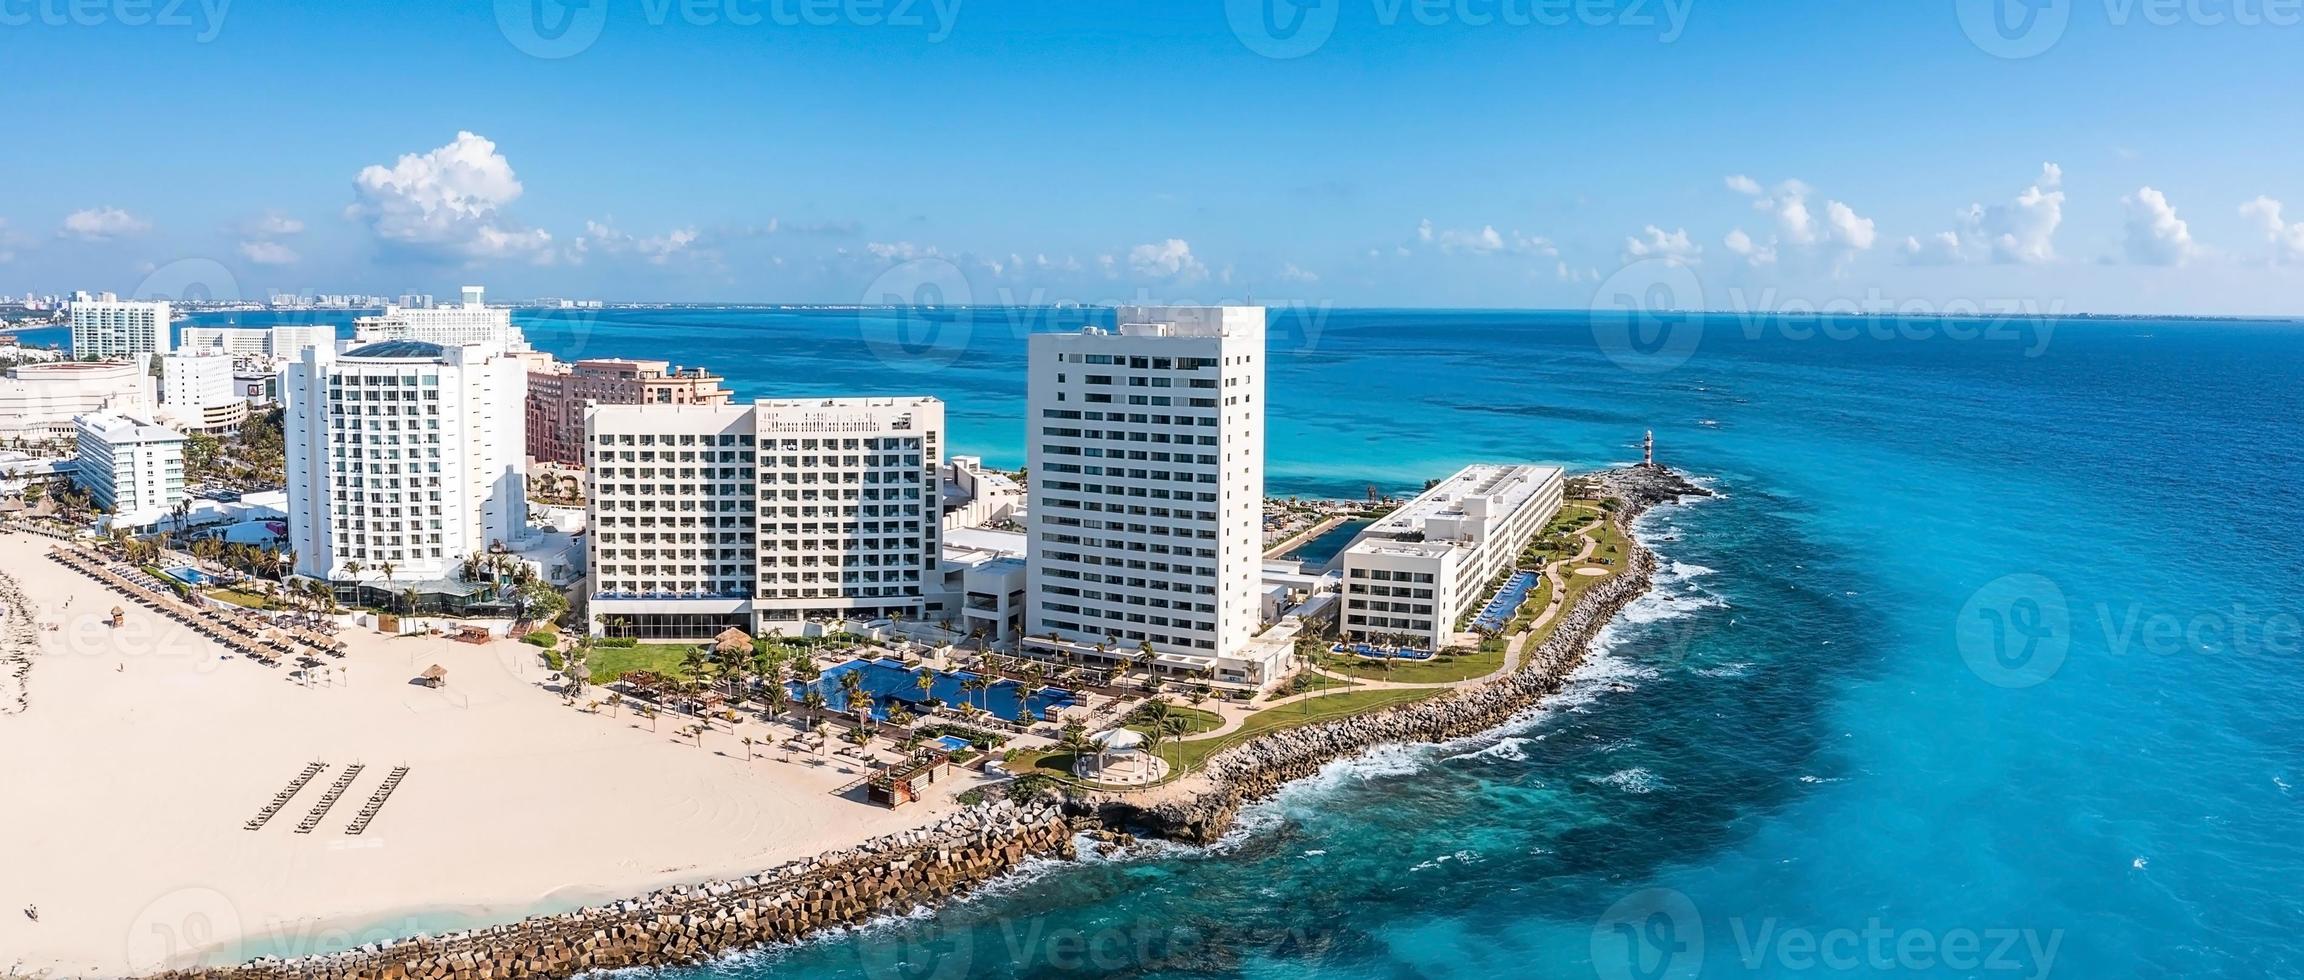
[57,307,2303,977]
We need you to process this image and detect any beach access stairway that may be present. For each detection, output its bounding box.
[244,762,328,831]
[344,765,409,835]
[295,762,364,834]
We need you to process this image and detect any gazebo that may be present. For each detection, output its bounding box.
[417,664,447,688]
[1075,728,1168,784]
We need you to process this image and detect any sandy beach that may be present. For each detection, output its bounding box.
[0,531,972,978]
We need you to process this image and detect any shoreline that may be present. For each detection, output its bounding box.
[148,803,1079,980]
[1090,464,1709,844]
[6,465,1707,980]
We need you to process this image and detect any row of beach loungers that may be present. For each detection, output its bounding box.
[46,548,349,665]
[344,766,411,836]
[244,761,327,830]
[242,761,410,835]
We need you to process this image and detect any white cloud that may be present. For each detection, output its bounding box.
[578,220,703,265]
[1908,162,2065,265]
[1624,225,1701,266]
[1277,262,1319,283]
[2119,187,2199,266]
[1723,176,1875,268]
[346,131,553,262]
[1900,231,1964,266]
[2238,196,2304,264]
[1415,218,1555,256]
[60,207,151,241]
[1127,238,1206,280]
[243,213,305,237]
[864,241,941,262]
[238,241,300,265]
[1723,228,1776,266]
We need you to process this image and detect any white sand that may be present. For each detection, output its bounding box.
[0,532,971,978]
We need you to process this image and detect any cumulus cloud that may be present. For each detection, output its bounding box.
[2119,187,2199,266]
[1127,238,1207,280]
[1624,225,1701,266]
[60,207,151,241]
[243,213,305,238]
[1905,162,2065,265]
[345,131,553,262]
[238,241,300,265]
[1722,176,1876,269]
[2238,196,2304,264]
[864,240,942,262]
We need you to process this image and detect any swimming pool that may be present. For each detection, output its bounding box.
[793,659,1078,724]
[162,566,214,587]
[930,734,973,753]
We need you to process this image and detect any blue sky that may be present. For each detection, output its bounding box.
[4,0,2304,312]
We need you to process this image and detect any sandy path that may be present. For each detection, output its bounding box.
[0,532,966,978]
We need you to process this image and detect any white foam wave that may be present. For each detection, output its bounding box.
[1445,736,1531,763]
[1695,662,1753,678]
[1587,767,1668,795]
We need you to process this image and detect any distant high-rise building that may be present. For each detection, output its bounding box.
[584,397,944,639]
[69,293,171,359]
[526,357,733,464]
[283,338,529,608]
[1022,306,1267,673]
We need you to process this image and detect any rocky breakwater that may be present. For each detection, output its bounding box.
[1100,465,1710,844]
[150,802,1076,980]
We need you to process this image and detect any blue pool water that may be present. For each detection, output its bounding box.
[1276,517,1375,568]
[155,307,2304,976]
[1470,570,1539,632]
[793,659,1077,724]
[162,566,214,586]
[931,735,973,753]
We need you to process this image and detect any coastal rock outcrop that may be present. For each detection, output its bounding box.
[150,802,1075,980]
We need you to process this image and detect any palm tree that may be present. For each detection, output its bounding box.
[607,692,624,717]
[563,647,591,702]
[914,668,935,706]
[639,705,658,731]
[1162,717,1189,772]
[740,735,755,761]
[802,688,828,727]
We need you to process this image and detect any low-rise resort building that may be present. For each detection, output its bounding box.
[1339,463,1564,653]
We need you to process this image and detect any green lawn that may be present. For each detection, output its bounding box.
[1125,704,1224,737]
[1161,687,1446,775]
[204,586,283,610]
[575,643,696,683]
[1318,642,1503,684]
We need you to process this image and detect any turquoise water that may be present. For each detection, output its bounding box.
[146,307,2303,977]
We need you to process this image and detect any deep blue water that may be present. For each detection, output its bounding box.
[133,307,2303,977]
[1276,518,1375,569]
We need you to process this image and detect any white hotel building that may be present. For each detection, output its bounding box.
[353,286,527,350]
[0,361,156,442]
[1338,463,1565,651]
[160,350,249,434]
[72,410,187,525]
[283,339,529,609]
[69,294,171,359]
[179,324,335,359]
[585,397,945,639]
[1022,306,1284,688]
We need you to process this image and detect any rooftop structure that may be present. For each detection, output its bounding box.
[0,361,157,442]
[525,356,731,464]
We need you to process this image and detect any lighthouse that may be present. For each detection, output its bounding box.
[1643,429,1655,468]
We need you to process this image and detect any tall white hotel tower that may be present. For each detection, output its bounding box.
[283,339,529,605]
[1024,306,1266,670]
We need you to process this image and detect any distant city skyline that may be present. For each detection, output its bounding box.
[7,1,2304,314]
